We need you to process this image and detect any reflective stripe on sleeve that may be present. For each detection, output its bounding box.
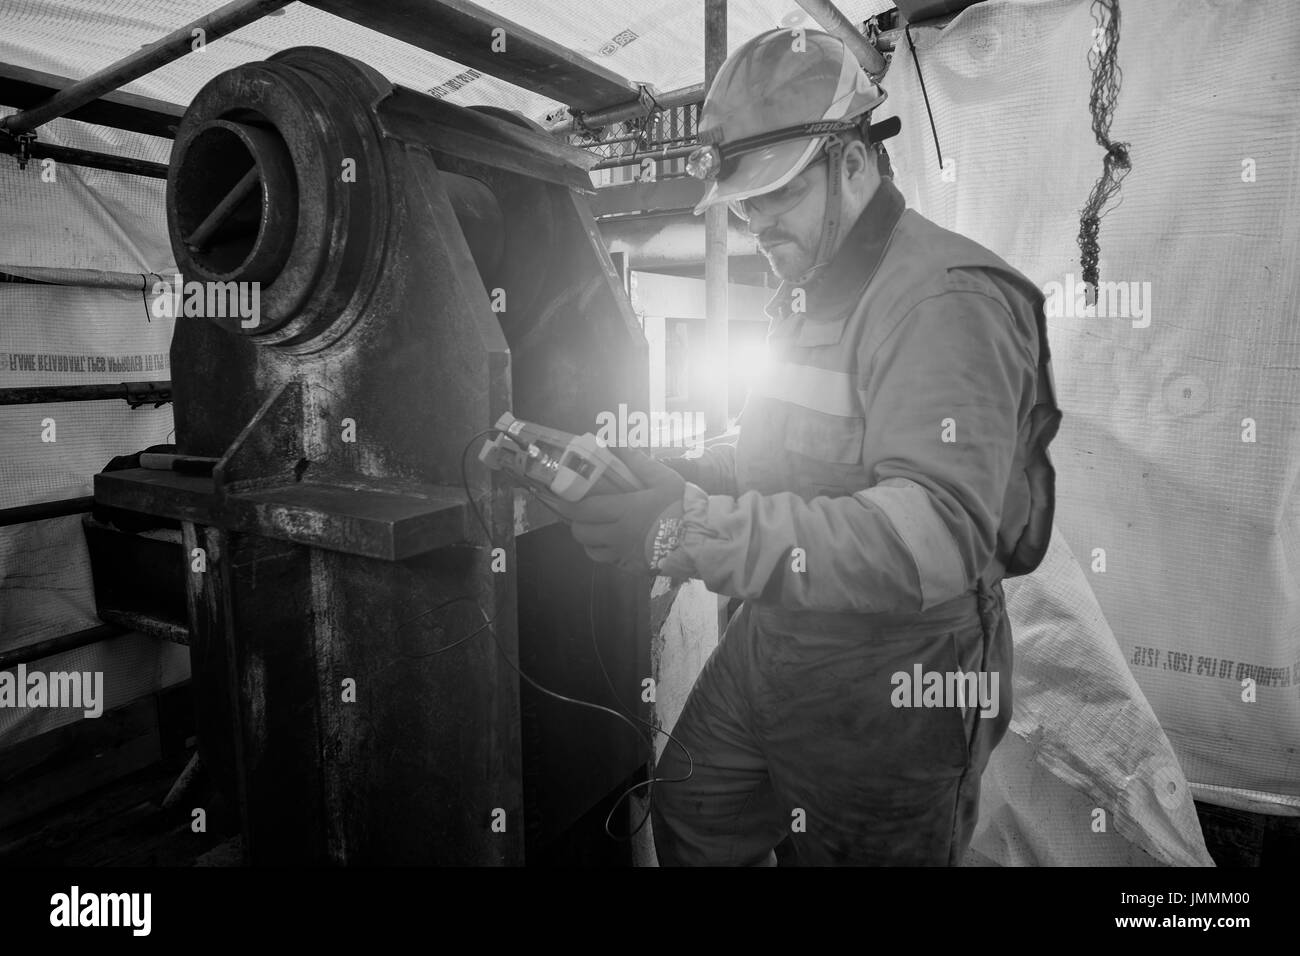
[752,360,859,418]
[856,477,970,610]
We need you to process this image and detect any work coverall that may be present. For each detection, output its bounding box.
[652,178,1058,866]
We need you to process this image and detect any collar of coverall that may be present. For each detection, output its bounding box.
[763,176,907,323]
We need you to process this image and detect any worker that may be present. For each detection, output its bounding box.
[557,27,1062,865]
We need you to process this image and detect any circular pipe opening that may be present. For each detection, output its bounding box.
[175,125,261,274]
[172,119,298,282]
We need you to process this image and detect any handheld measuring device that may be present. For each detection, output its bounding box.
[478,412,645,510]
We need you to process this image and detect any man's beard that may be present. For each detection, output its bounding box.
[761,236,812,283]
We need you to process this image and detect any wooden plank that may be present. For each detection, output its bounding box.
[305,0,639,111]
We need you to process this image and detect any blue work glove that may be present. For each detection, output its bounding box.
[556,447,686,575]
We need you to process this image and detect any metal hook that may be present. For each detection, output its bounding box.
[10,131,37,171]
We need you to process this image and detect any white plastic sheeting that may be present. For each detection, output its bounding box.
[0,198,185,744]
[0,0,1292,860]
[880,0,1299,829]
[977,528,1212,864]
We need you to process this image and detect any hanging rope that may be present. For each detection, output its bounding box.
[1078,0,1131,303]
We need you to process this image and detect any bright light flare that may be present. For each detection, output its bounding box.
[734,340,771,390]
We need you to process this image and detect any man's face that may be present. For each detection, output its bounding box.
[737,157,830,283]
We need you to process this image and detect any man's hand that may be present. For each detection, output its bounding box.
[555,447,686,574]
[660,456,703,486]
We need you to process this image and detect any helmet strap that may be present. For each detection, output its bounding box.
[795,134,845,287]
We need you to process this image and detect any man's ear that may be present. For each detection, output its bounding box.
[841,138,874,185]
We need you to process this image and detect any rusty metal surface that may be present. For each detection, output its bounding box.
[96,468,470,561]
[179,520,240,848]
[83,516,189,644]
[96,610,190,645]
[0,381,170,406]
[0,136,168,178]
[0,496,94,527]
[378,88,597,187]
[225,482,469,561]
[95,470,215,524]
[89,46,653,863]
[517,527,650,858]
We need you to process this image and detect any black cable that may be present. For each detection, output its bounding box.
[381,595,656,782]
[395,594,497,659]
[139,273,152,322]
[460,427,502,541]
[485,609,649,748]
[454,428,694,843]
[905,24,944,172]
[401,572,694,830]
[590,566,631,719]
[588,567,661,840]
[587,564,696,842]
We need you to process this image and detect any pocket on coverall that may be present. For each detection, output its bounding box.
[749,609,987,864]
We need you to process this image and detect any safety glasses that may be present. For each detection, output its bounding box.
[726,155,828,222]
